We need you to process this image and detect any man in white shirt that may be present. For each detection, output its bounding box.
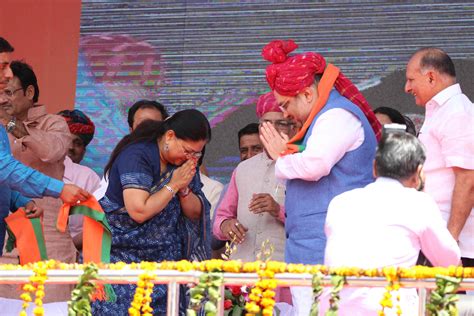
[321,131,460,315]
[405,47,474,266]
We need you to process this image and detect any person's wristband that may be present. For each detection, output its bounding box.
[178,187,191,198]
[164,184,176,196]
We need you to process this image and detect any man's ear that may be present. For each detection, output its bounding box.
[426,70,436,84]
[26,85,35,101]
[302,85,317,105]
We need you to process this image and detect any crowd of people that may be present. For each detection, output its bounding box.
[0,35,473,315]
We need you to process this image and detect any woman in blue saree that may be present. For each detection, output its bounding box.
[92,109,211,315]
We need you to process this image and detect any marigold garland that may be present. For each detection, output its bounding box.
[245,261,278,316]
[378,267,402,316]
[19,261,55,316]
[129,262,156,316]
[1,260,473,316]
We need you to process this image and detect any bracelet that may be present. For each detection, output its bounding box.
[164,184,176,196]
[178,187,191,198]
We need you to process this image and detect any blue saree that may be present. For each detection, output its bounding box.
[92,141,210,315]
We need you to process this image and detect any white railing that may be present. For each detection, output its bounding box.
[1,269,473,315]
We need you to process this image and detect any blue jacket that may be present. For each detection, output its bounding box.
[284,90,377,264]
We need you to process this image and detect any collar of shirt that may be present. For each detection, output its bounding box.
[425,84,462,117]
[25,105,47,123]
[259,151,276,166]
[375,176,404,187]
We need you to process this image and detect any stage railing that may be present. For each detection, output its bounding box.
[1,269,473,315]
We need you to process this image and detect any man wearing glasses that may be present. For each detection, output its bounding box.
[213,91,296,263]
[0,38,89,243]
[259,40,380,315]
[0,60,80,303]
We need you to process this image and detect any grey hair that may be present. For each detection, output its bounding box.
[375,132,426,181]
[414,47,456,78]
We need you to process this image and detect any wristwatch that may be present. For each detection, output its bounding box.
[6,117,16,133]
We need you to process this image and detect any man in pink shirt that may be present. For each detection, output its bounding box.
[213,92,296,262]
[322,131,460,314]
[405,47,474,266]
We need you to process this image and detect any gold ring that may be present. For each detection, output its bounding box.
[235,222,240,227]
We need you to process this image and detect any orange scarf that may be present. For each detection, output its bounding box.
[5,209,48,265]
[57,197,111,263]
[57,196,115,301]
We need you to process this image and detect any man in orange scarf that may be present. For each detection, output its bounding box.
[259,40,380,315]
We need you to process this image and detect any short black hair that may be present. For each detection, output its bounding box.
[374,107,406,125]
[10,60,40,103]
[375,132,426,181]
[415,47,456,78]
[374,107,417,136]
[0,37,14,53]
[403,115,417,136]
[127,99,169,128]
[238,123,259,144]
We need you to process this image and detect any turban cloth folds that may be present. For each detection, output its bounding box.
[256,91,281,118]
[262,40,382,141]
[59,109,95,146]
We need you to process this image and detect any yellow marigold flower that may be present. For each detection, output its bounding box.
[248,294,261,302]
[263,290,276,298]
[245,302,260,313]
[176,260,193,272]
[22,284,35,292]
[20,293,32,302]
[266,261,286,273]
[396,305,402,315]
[222,260,242,273]
[265,279,277,289]
[251,287,262,296]
[260,298,276,308]
[33,306,44,316]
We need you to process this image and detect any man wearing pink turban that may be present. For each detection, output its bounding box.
[213,91,296,263]
[259,40,380,315]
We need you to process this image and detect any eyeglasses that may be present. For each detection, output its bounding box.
[178,139,202,159]
[3,87,23,98]
[278,100,290,113]
[259,119,296,130]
